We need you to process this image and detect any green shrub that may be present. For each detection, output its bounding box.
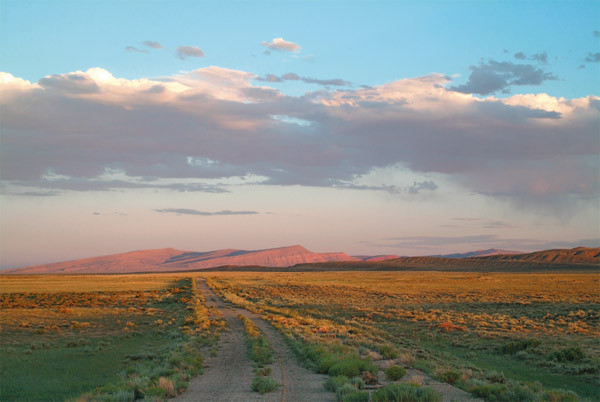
[251,376,280,394]
[540,389,579,401]
[373,383,442,402]
[325,375,349,392]
[380,345,399,359]
[550,347,585,363]
[385,365,406,381]
[329,357,378,378]
[343,391,370,402]
[500,339,541,354]
[440,370,460,384]
[470,383,509,400]
[349,376,366,389]
[336,383,366,402]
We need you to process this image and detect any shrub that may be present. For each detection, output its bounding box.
[325,375,349,392]
[349,376,366,389]
[329,357,378,378]
[500,339,541,354]
[470,383,509,400]
[440,370,460,384]
[550,347,585,363]
[159,376,176,398]
[385,365,406,381]
[342,391,370,402]
[336,383,365,402]
[379,345,399,359]
[540,389,578,401]
[251,376,280,394]
[373,383,442,402]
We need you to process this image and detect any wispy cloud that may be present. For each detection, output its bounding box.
[261,37,301,53]
[125,46,148,54]
[584,52,600,63]
[255,72,350,86]
[176,46,205,60]
[143,41,163,49]
[154,208,258,216]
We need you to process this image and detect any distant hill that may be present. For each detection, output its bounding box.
[353,255,400,262]
[431,248,523,258]
[3,245,358,274]
[3,246,598,275]
[476,247,600,264]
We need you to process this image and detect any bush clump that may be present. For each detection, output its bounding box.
[373,383,442,402]
[440,370,460,384]
[325,375,349,392]
[251,376,280,394]
[336,383,368,402]
[540,389,579,401]
[500,339,541,354]
[550,346,585,363]
[384,365,406,381]
[329,357,378,378]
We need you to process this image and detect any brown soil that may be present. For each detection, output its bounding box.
[176,279,332,401]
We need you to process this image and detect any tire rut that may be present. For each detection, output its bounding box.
[177,279,332,402]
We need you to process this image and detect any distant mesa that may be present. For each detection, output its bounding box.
[3,246,598,275]
[3,245,359,275]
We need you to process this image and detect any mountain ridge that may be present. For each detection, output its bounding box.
[3,246,598,275]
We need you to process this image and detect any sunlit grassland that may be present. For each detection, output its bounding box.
[0,275,221,401]
[205,271,599,401]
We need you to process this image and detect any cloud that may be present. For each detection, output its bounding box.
[143,41,163,49]
[1,67,597,212]
[154,208,258,216]
[254,72,350,86]
[38,72,99,93]
[530,51,548,64]
[513,51,548,64]
[125,46,148,53]
[176,46,205,60]
[449,60,558,95]
[584,52,600,62]
[261,37,301,53]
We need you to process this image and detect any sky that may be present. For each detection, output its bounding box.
[1,0,599,268]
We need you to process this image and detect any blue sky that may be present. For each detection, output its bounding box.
[2,1,598,97]
[1,1,598,267]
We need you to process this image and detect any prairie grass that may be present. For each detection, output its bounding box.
[0,276,219,401]
[206,271,600,400]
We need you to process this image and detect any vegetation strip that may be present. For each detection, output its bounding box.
[206,272,599,401]
[0,276,225,401]
[238,313,282,395]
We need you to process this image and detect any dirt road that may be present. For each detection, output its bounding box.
[176,279,333,402]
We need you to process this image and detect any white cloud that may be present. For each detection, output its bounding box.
[1,67,597,211]
[261,37,301,53]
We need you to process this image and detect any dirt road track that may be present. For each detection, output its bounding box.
[175,279,333,402]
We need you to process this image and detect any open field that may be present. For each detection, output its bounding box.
[1,271,598,401]
[0,275,222,401]
[204,271,600,400]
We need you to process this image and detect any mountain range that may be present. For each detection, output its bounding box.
[2,246,598,275]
